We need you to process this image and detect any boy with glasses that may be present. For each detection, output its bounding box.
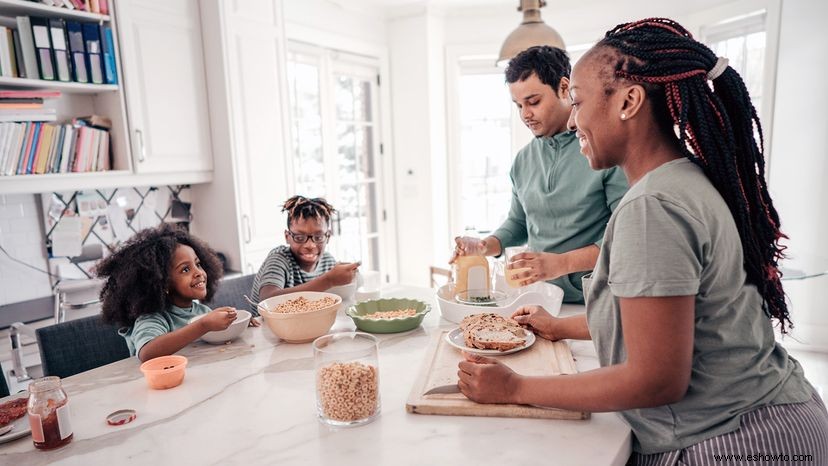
[249,196,360,315]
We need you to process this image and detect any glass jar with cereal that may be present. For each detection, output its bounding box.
[312,332,380,427]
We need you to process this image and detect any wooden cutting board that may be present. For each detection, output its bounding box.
[406,331,589,420]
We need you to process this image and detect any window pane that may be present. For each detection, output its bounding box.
[336,123,358,184]
[288,59,325,197]
[336,76,354,120]
[458,73,513,233]
[354,79,372,121]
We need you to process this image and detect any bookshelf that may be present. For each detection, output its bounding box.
[0,0,110,22]
[0,75,118,94]
[0,0,215,195]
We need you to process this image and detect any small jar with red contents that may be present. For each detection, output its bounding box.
[27,376,73,450]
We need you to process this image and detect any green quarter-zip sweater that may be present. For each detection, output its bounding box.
[492,131,628,303]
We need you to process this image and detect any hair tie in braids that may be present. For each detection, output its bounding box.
[707,57,729,80]
[597,17,791,332]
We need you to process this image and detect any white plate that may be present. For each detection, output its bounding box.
[445,327,535,355]
[0,398,32,445]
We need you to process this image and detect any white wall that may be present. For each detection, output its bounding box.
[388,10,437,286]
[767,0,828,348]
[0,194,51,304]
[283,0,387,46]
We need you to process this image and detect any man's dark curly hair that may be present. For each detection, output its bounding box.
[505,45,571,91]
[95,223,223,327]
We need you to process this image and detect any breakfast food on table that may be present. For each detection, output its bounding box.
[362,308,417,319]
[317,361,378,422]
[460,313,526,352]
[273,296,338,314]
[0,397,28,427]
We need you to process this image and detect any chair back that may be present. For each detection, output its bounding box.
[206,274,257,314]
[0,362,9,398]
[36,314,130,379]
[429,266,453,288]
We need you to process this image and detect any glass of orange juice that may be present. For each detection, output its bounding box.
[504,246,531,288]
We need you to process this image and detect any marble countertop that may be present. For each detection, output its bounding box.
[1,285,631,465]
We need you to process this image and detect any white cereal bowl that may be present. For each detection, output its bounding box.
[327,280,358,303]
[190,309,251,344]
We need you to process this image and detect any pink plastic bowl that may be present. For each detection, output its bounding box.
[140,355,188,390]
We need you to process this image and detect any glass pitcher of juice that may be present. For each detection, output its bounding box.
[453,255,490,294]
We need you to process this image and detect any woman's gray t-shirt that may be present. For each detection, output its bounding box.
[584,158,812,454]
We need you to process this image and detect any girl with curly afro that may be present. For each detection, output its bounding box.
[96,223,239,361]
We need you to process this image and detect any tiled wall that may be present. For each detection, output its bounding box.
[0,187,191,307]
[0,194,52,305]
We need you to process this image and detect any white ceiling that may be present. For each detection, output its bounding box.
[358,0,731,14]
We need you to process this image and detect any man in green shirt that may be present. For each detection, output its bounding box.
[453,46,627,303]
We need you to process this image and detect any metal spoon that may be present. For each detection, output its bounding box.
[243,295,269,315]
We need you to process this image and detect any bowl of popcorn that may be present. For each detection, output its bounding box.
[259,291,342,343]
[346,298,430,333]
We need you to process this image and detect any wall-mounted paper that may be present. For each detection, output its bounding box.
[51,216,82,257]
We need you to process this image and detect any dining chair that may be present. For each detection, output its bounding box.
[0,362,9,398]
[206,273,257,314]
[429,266,453,288]
[36,314,130,379]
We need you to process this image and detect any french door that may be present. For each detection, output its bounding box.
[287,43,386,274]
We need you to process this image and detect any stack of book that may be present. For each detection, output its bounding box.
[0,89,59,122]
[0,114,111,176]
[0,15,117,84]
[25,1,109,15]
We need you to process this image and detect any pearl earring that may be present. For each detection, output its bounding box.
[620,113,627,120]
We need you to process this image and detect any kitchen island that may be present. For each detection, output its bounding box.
[0,285,631,465]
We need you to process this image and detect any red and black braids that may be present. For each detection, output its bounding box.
[598,18,790,331]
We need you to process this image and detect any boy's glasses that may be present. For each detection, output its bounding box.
[287,230,331,244]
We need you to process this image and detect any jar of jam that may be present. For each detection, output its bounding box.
[28,376,73,450]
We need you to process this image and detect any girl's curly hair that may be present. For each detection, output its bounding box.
[95,223,223,327]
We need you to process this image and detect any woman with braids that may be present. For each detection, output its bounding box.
[457,18,827,463]
[249,195,359,313]
[97,223,243,362]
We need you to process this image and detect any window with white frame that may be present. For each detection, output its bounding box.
[703,11,768,121]
[449,56,531,237]
[286,44,385,272]
[449,46,588,237]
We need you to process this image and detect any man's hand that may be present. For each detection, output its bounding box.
[507,251,568,286]
[449,236,487,264]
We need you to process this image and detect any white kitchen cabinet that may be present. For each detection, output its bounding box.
[0,0,214,194]
[116,0,213,174]
[191,0,291,274]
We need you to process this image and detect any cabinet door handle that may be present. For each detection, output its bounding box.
[135,129,146,162]
[242,214,252,244]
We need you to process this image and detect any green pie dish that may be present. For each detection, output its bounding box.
[346,298,431,333]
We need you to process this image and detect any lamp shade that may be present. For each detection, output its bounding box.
[497,0,565,67]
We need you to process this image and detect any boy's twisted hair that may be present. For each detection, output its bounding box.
[597,18,790,331]
[95,223,223,327]
[282,195,336,229]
